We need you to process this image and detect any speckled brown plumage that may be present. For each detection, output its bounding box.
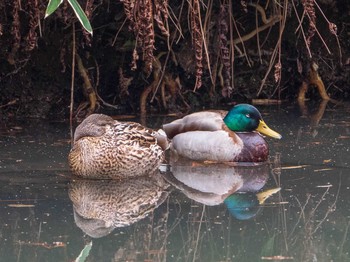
[68,172,169,238]
[68,114,169,179]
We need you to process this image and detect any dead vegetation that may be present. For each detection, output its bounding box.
[0,0,348,118]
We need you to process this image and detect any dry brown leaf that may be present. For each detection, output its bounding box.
[281,165,309,170]
[8,204,35,208]
[261,255,294,260]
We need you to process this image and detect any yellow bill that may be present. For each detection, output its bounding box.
[256,120,282,139]
[257,187,281,204]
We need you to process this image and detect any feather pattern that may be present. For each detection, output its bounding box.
[69,114,168,179]
[69,173,169,238]
[163,105,280,162]
[171,130,243,161]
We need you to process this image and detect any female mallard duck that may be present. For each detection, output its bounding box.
[163,104,281,162]
[68,114,169,179]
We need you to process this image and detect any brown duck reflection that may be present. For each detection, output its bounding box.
[68,172,170,238]
[161,158,270,206]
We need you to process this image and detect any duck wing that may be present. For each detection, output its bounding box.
[119,122,169,151]
[163,110,228,139]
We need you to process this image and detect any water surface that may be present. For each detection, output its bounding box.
[0,101,349,262]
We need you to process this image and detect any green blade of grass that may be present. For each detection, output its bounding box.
[67,0,93,35]
[45,0,63,18]
[75,241,92,262]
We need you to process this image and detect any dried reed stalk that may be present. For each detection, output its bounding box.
[25,0,39,52]
[82,0,94,46]
[154,0,170,37]
[76,53,97,113]
[218,4,232,97]
[301,0,316,49]
[121,0,171,77]
[8,0,21,65]
[257,0,288,97]
[190,0,203,91]
[140,0,155,76]
[313,0,342,64]
[118,68,133,97]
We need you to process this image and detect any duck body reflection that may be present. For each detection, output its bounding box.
[162,158,269,206]
[162,158,279,220]
[69,172,169,238]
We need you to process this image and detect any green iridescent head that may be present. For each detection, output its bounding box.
[223,104,282,139]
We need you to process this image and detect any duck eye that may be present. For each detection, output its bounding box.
[245,114,250,118]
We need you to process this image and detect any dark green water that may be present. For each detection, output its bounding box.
[0,101,349,262]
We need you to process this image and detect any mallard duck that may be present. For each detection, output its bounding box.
[163,104,281,162]
[68,114,169,179]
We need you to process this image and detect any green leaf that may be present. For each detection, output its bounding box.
[67,0,93,35]
[45,0,63,18]
[75,241,92,262]
[260,234,276,257]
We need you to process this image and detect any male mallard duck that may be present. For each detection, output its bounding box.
[68,114,169,179]
[163,104,281,162]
